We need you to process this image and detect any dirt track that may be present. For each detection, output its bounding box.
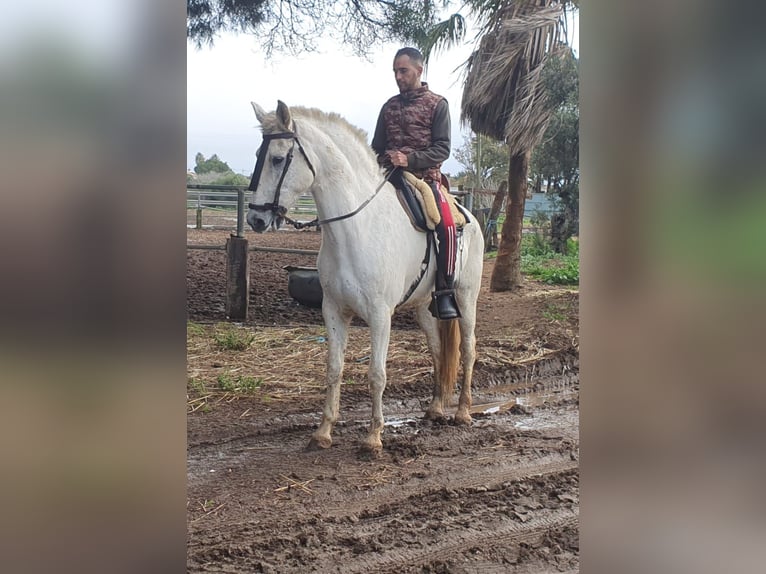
[187,229,579,573]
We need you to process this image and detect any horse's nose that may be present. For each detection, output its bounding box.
[247,213,267,233]
[251,219,266,233]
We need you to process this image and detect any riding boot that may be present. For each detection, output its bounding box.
[428,181,461,321]
[430,275,461,320]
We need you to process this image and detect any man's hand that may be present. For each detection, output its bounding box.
[387,150,408,167]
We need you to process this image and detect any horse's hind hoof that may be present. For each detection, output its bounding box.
[454,411,473,426]
[306,435,332,451]
[358,443,383,460]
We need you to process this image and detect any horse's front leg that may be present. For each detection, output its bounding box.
[308,299,351,450]
[362,312,393,455]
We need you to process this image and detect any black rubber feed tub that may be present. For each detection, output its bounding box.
[283,266,323,308]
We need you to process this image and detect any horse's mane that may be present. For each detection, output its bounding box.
[260,106,378,171]
[294,107,370,145]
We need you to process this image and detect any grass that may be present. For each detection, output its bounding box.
[216,371,263,393]
[542,302,569,322]
[187,321,206,337]
[213,325,256,351]
[188,377,206,394]
[186,323,263,413]
[186,324,337,413]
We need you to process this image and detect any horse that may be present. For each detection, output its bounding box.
[246,100,484,454]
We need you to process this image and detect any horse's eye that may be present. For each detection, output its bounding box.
[272,156,285,166]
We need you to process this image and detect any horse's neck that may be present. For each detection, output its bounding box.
[306,125,401,235]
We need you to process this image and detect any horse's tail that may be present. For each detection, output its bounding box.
[438,320,461,404]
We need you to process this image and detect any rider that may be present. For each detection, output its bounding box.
[371,47,460,320]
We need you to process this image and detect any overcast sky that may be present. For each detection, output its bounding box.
[187,36,475,176]
[187,13,578,177]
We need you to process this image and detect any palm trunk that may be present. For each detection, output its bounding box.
[490,152,529,291]
[484,180,508,251]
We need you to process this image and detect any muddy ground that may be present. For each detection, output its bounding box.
[187,228,579,573]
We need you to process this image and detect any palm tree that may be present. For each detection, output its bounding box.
[419,0,573,290]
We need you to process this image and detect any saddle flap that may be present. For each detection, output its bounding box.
[402,171,467,230]
[394,183,431,232]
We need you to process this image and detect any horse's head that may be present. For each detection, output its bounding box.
[247,100,316,233]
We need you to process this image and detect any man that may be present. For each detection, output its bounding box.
[371,47,460,320]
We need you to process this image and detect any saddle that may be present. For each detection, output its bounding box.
[394,172,468,233]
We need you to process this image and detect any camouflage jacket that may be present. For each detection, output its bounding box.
[371,83,451,183]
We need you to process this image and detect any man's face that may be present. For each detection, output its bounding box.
[393,55,422,93]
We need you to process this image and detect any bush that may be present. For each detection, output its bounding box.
[521,234,579,285]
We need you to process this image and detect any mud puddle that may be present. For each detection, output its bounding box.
[335,374,578,436]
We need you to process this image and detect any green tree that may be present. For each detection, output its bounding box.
[187,0,444,56]
[531,50,579,253]
[453,133,510,192]
[194,152,231,174]
[418,0,576,291]
[211,171,250,187]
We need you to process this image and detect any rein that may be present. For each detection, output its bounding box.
[289,169,396,230]
[248,126,395,230]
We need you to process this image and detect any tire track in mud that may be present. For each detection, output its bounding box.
[188,377,579,573]
[188,409,578,573]
[335,509,579,574]
[189,462,578,573]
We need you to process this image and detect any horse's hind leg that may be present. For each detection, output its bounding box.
[415,305,446,420]
[309,300,351,450]
[361,311,393,455]
[455,310,477,425]
[454,278,480,425]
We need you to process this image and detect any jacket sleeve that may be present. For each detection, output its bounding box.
[406,99,451,170]
[371,106,389,166]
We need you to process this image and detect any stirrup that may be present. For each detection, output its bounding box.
[429,289,461,320]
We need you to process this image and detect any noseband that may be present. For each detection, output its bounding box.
[247,128,316,217]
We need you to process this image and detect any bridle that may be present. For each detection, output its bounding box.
[247,129,316,221]
[247,124,393,230]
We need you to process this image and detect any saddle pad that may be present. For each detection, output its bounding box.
[402,171,467,230]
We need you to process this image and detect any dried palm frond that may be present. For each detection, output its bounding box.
[461,2,565,153]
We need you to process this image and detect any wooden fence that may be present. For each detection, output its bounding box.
[187,186,317,230]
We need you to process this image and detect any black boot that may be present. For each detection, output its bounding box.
[430,289,461,320]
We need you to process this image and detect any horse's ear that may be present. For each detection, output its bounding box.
[251,102,266,124]
[276,100,294,131]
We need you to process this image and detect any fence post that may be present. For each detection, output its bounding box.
[236,189,245,238]
[464,191,474,212]
[195,190,202,229]
[225,234,249,321]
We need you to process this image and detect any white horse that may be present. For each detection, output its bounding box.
[247,101,484,454]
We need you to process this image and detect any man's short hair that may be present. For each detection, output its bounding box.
[395,47,424,65]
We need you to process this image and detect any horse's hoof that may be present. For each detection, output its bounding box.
[424,408,446,421]
[359,442,383,459]
[306,435,332,450]
[454,411,473,426]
